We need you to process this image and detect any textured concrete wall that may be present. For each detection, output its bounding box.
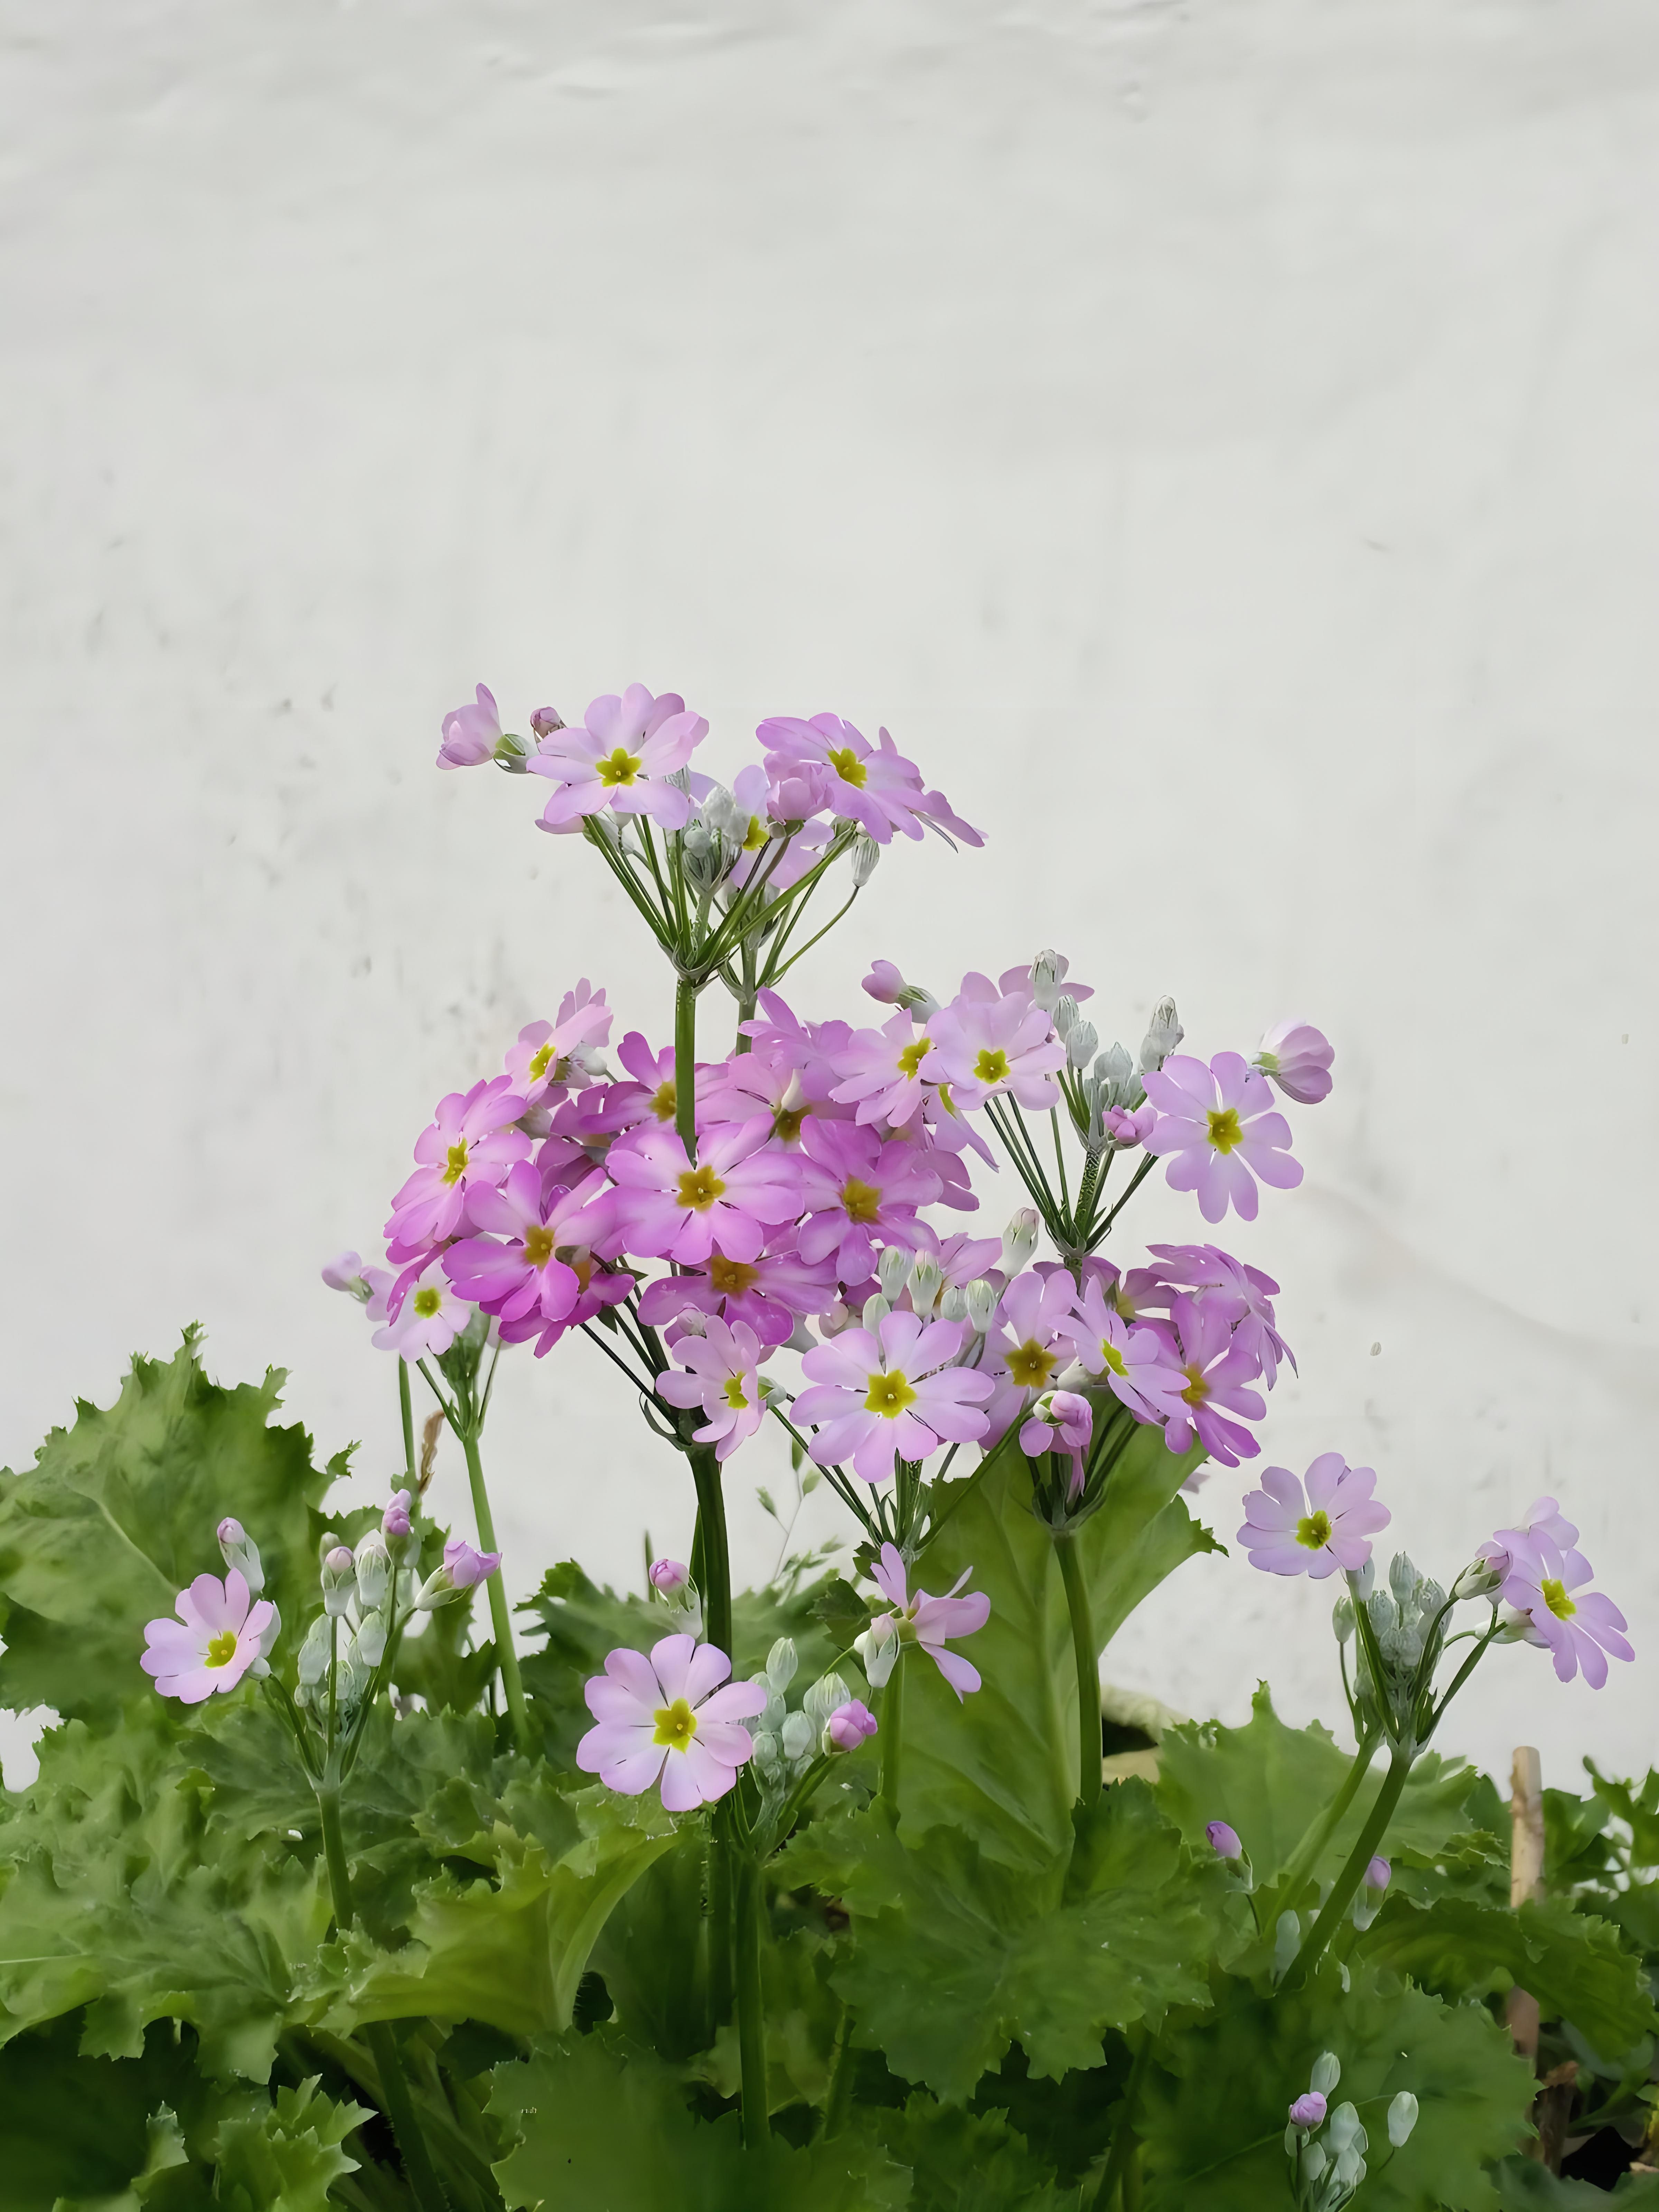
[2,0,1656,1789]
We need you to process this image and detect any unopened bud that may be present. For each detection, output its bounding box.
[780,1710,816,1762]
[1386,2091,1418,2147]
[1301,2141,1329,2184]
[766,1637,799,1691]
[965,1278,998,1333]
[877,1246,913,1302]
[322,1546,357,1617]
[855,1616,900,1689]
[1389,1552,1418,1603]
[1453,1554,1505,1602]
[849,832,881,888]
[1272,1911,1301,1982]
[493,730,534,772]
[824,1699,879,1753]
[1325,2103,1363,2156]
[1066,1020,1098,1070]
[1052,993,1079,1039]
[353,1530,392,1611]
[1332,1594,1355,1644]
[529,706,564,738]
[1000,1209,1039,1275]
[1310,2051,1341,2095]
[650,1556,691,1599]
[1030,950,1066,1012]
[907,1252,943,1316]
[297,1614,331,1688]
[861,1293,891,1331]
[750,1728,781,1774]
[217,1517,266,1597]
[940,1284,970,1324]
[1347,1557,1375,1601]
[804,1670,852,1730]
[321,1251,368,1296]
[354,1607,389,1668]
[1138,995,1183,1074]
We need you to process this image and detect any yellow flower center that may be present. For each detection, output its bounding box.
[773,1104,809,1144]
[1296,1510,1333,1550]
[651,1079,677,1122]
[1541,1576,1577,1621]
[442,1139,469,1186]
[864,1369,918,1418]
[597,745,644,788]
[897,1038,932,1078]
[677,1164,727,1211]
[841,1176,882,1224]
[827,745,866,788]
[973,1047,1011,1086]
[1006,1338,1055,1389]
[1098,1340,1127,1378]
[1113,1287,1139,1320]
[723,1375,751,1412]
[528,1041,565,1082]
[522,1225,555,1267]
[708,1252,760,1295]
[204,1629,239,1669]
[413,1287,443,1319]
[742,814,768,851]
[652,1697,699,1749]
[1180,1365,1209,1407]
[1206,1107,1243,1154]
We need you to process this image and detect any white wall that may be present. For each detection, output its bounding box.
[2,0,1656,1794]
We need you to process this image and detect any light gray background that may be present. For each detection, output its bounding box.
[2,0,1655,1792]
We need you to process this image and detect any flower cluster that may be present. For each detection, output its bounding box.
[1284,2050,1417,2212]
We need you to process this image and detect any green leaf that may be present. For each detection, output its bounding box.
[0,1707,329,2080]
[1587,1765,1659,1871]
[1155,1681,1480,1896]
[210,2076,368,2212]
[0,1334,344,1726]
[875,2094,1073,2211]
[896,1429,1209,1873]
[1545,1786,1618,1887]
[1139,1968,1533,2211]
[1492,2157,1659,2207]
[589,1823,712,2064]
[306,1782,683,2039]
[1360,1894,1658,2056]
[489,2031,911,2210]
[785,1782,1218,2102]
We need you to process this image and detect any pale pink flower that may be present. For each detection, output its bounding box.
[372,1257,470,1359]
[793,1311,993,1485]
[656,1315,768,1461]
[1143,1053,1302,1225]
[725,764,833,892]
[636,1233,836,1349]
[1498,1528,1632,1690]
[1157,1293,1267,1467]
[1289,2092,1328,2130]
[386,1076,532,1253]
[383,1490,413,1542]
[503,982,613,1108]
[577,1634,768,1810]
[321,1249,367,1293]
[981,1269,1082,1440]
[831,1009,941,1128]
[1143,1243,1296,1387]
[1254,1020,1335,1106]
[438,682,502,769]
[442,1538,500,1589]
[649,1558,690,1596]
[141,1569,276,1704]
[1236,1455,1389,1579]
[867,1542,990,1700]
[758,714,950,845]
[531,683,707,833]
[738,993,855,1108]
[795,1120,941,1283]
[1020,1390,1094,1497]
[826,1699,880,1751]
[606,1116,800,1265]
[1060,1278,1186,1425]
[442,1163,609,1329]
[927,975,1066,1112]
[1102,1103,1157,1150]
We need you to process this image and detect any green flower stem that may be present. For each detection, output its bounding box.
[316,1784,450,2212]
[688,1446,733,1659]
[1055,1533,1103,1811]
[707,1814,736,2031]
[734,1852,771,2150]
[689,1443,737,2028]
[881,1654,905,1815]
[674,974,699,1160]
[1284,1746,1415,1988]
[821,2009,858,2140]
[398,1360,417,1487]
[1275,1731,1380,1911]
[459,1422,529,1753]
[1089,2030,1152,2211]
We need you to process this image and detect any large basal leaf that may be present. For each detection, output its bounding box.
[874,2094,1074,2212]
[0,1334,345,1725]
[0,1708,329,2081]
[1361,1894,1658,2058]
[785,1781,1219,2103]
[1155,1682,1480,1893]
[489,2031,910,2211]
[1139,1968,1533,2211]
[896,1428,1210,1873]
[304,1783,682,2040]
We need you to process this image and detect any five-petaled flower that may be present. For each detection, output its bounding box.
[531,683,707,833]
[1497,1522,1632,1690]
[1236,1454,1390,1579]
[606,1115,800,1265]
[142,1570,276,1704]
[386,1076,531,1253]
[577,1634,768,1810]
[927,974,1066,1113]
[865,1542,991,1700]
[1143,1052,1302,1224]
[793,1311,993,1484]
[655,1315,769,1461]
[437,682,504,770]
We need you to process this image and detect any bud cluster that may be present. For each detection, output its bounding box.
[1344,1552,1450,1747]
[1285,2052,1418,2211]
[745,1640,878,1815]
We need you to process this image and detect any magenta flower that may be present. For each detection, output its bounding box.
[1499,1530,1632,1690]
[830,1010,942,1130]
[607,1116,800,1265]
[386,1076,531,1253]
[503,982,613,1108]
[1254,1019,1335,1106]
[826,1699,880,1752]
[1206,1820,1244,1859]
[738,992,856,1109]
[442,1539,500,1589]
[1158,1293,1268,1467]
[637,1234,836,1350]
[1289,2092,1328,2130]
[442,1163,610,1329]
[1236,1455,1389,1580]
[655,1315,768,1461]
[757,714,975,845]
[577,1634,768,1811]
[794,1120,941,1283]
[981,1268,1083,1440]
[867,1543,991,1700]
[927,975,1066,1112]
[383,1489,413,1542]
[141,1569,276,1704]
[1061,1278,1186,1425]
[1365,1856,1391,1891]
[795,1311,993,1484]
[372,1257,470,1359]
[1103,1103,1157,1150]
[530,683,706,833]
[438,682,503,769]
[1143,1053,1302,1225]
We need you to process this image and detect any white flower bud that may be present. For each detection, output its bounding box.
[1386,2091,1418,2147]
[354,1530,393,1612]
[353,1608,389,1668]
[780,1710,816,1763]
[1418,1578,1446,1619]
[1066,1020,1098,1071]
[965,1279,998,1333]
[217,1518,266,1597]
[804,1671,852,1730]
[321,1546,357,1618]
[855,1616,900,1689]
[1332,1594,1355,1644]
[1138,996,1183,1074]
[1325,2103,1362,2156]
[861,1293,891,1331]
[1096,1042,1134,1096]
[1347,1558,1375,1601]
[750,1728,781,1775]
[939,1284,970,1324]
[1310,2052,1341,2095]
[1389,1552,1418,1603]
[297,1613,331,1688]
[1333,2146,1367,2191]
[493,730,535,773]
[1301,2140,1329,2184]
[1000,1209,1039,1275]
[704,784,746,841]
[1453,1555,1505,1602]
[1052,993,1079,1039]
[251,1603,282,1677]
[1030,950,1066,1012]
[1272,1911,1301,1981]
[907,1253,943,1318]
[766,1637,799,1691]
[850,832,881,887]
[877,1246,914,1302]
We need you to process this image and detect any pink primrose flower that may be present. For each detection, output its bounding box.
[927,975,1066,1113]
[831,1009,941,1129]
[637,1233,836,1349]
[826,1698,880,1752]
[649,1557,690,1596]
[758,713,943,844]
[438,682,502,769]
[1254,1020,1335,1106]
[1484,1497,1590,1586]
[614,1031,707,1132]
[577,1634,768,1811]
[386,1075,532,1253]
[655,1315,769,1461]
[1143,1053,1302,1225]
[725,765,833,892]
[383,1489,413,1541]
[1143,1243,1296,1386]
[372,1257,471,1359]
[1498,1528,1632,1689]
[1060,1278,1184,1424]
[1289,2092,1328,2130]
[503,982,613,1108]
[607,1116,800,1266]
[442,1163,610,1329]
[531,683,706,833]
[794,1120,942,1284]
[1206,1820,1244,1859]
[698,1048,841,1149]
[793,1310,992,1484]
[981,1268,1084,1440]
[321,1249,367,1293]
[1157,1293,1267,1467]
[1236,1454,1390,1579]
[442,1538,500,1590]
[738,992,854,1107]
[867,1543,990,1700]
[1020,1389,1094,1497]
[1103,1103,1157,1150]
[142,1569,276,1704]
[497,1254,632,1356]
